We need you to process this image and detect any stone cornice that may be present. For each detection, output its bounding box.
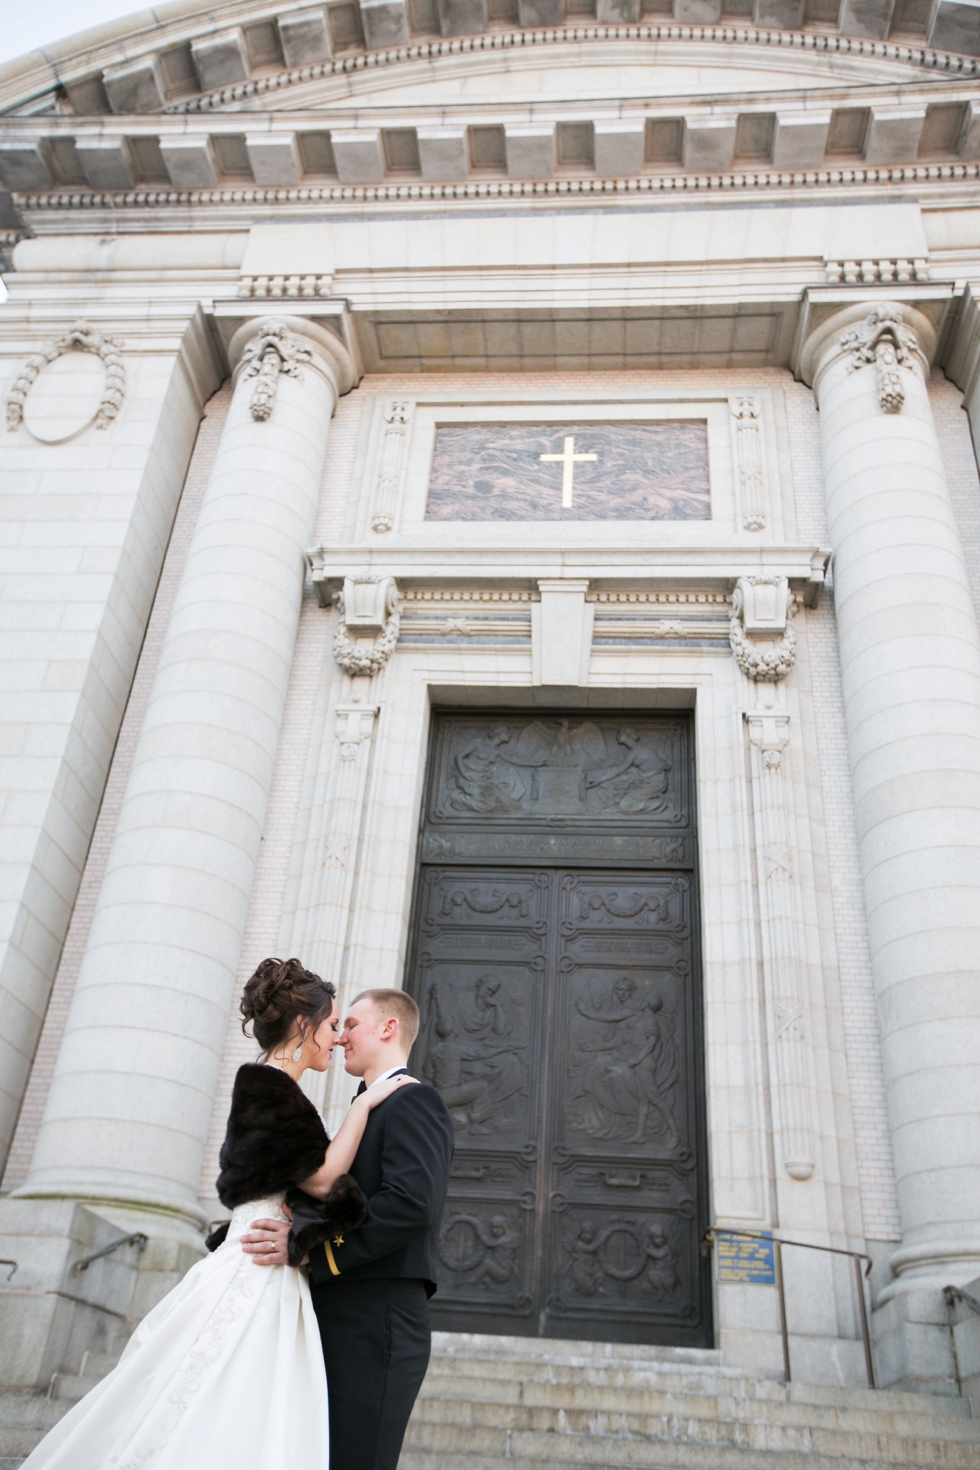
[159,26,980,118]
[307,543,831,605]
[13,159,980,219]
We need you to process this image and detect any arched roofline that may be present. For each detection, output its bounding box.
[1,2,979,118]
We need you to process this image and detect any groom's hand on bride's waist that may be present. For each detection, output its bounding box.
[242,1208,298,1267]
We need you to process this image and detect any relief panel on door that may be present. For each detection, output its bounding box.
[407,713,710,1346]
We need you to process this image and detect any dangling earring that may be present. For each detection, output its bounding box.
[292,1032,304,1063]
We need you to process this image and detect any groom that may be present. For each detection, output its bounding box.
[245,988,454,1470]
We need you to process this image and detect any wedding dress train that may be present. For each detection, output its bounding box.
[23,1194,328,1470]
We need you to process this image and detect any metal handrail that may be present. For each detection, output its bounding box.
[944,1284,980,1318]
[701,1227,875,1388]
[72,1232,148,1275]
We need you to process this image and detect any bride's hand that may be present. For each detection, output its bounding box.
[366,1074,419,1109]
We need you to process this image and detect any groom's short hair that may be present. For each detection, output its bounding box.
[352,988,420,1048]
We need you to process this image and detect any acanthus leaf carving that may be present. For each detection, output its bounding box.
[332,575,401,677]
[238,319,314,422]
[839,306,920,415]
[729,577,798,682]
[6,321,125,434]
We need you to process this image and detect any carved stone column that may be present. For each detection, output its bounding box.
[14,316,356,1241]
[746,705,815,1183]
[799,298,980,1376]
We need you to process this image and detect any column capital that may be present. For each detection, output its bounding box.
[792,285,952,407]
[227,313,358,406]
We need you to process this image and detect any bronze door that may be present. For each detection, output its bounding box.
[405,712,711,1347]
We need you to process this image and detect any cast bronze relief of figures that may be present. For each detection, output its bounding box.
[406,712,710,1347]
[437,717,682,822]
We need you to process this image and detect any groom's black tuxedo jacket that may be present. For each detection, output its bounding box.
[306,1073,454,1297]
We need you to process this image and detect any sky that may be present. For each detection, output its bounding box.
[1,1,145,68]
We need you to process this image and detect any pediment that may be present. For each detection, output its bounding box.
[1,2,978,207]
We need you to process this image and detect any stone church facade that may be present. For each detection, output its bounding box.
[1,0,980,1436]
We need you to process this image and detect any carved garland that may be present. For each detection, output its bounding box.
[729,579,798,682]
[839,306,920,414]
[6,322,125,433]
[237,320,314,421]
[333,580,402,677]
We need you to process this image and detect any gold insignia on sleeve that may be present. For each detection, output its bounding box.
[332,1234,345,1247]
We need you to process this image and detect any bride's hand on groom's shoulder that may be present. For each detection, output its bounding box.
[366,1074,420,1109]
[242,1205,292,1267]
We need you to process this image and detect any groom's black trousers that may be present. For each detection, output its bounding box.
[311,1278,430,1470]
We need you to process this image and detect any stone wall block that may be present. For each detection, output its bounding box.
[839,0,897,38]
[673,0,723,21]
[158,136,220,189]
[928,0,980,56]
[436,0,488,34]
[102,55,166,113]
[330,129,386,183]
[593,121,645,176]
[278,5,333,64]
[245,132,303,187]
[772,112,831,168]
[190,28,250,91]
[682,117,737,172]
[75,139,135,191]
[519,0,566,19]
[0,140,52,191]
[596,0,639,21]
[417,128,468,181]
[505,124,556,179]
[865,108,927,165]
[360,0,412,46]
[752,0,805,25]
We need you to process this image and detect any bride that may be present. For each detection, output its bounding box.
[21,957,417,1470]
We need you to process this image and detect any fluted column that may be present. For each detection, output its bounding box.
[15,316,355,1239]
[799,300,980,1299]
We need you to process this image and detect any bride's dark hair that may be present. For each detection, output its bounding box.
[240,957,336,1053]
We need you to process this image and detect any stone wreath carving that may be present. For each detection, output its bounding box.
[5,321,125,433]
[333,575,401,677]
[237,320,314,422]
[729,578,798,682]
[839,306,919,415]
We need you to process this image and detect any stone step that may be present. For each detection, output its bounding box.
[403,1420,980,1470]
[425,1343,972,1420]
[416,1374,979,1438]
[0,1392,66,1464]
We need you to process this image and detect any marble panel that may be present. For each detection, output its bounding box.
[425,423,711,522]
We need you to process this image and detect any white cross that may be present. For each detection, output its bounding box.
[539,436,598,508]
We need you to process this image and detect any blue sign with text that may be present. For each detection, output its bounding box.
[715,1231,777,1285]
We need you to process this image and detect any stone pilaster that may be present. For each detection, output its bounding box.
[798,296,980,1392]
[11,316,355,1245]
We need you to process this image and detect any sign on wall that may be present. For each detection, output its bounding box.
[714,1231,777,1285]
[425,422,711,521]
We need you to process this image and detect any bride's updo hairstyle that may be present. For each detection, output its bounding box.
[240,957,336,1055]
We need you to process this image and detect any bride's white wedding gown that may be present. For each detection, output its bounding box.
[23,1193,328,1470]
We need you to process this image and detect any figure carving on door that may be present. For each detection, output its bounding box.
[569,976,680,1147]
[423,973,527,1131]
[583,726,672,815]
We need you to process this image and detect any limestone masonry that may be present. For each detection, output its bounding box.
[1,0,980,1460]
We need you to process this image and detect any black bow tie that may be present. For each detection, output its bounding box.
[355,1081,367,1098]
